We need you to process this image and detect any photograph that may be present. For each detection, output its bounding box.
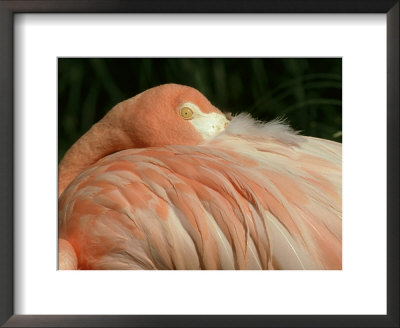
[58,58,342,270]
[1,0,397,325]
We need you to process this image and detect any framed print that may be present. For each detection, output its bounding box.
[0,1,398,327]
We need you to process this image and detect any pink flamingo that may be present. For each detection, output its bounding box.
[58,84,341,270]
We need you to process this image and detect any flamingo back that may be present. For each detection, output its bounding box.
[59,114,341,270]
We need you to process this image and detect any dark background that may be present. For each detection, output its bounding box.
[58,58,342,162]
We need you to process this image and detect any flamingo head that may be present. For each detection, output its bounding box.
[111,84,230,147]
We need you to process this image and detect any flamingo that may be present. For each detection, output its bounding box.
[58,84,341,270]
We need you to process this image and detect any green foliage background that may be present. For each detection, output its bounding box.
[58,58,342,162]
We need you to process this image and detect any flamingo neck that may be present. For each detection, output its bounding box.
[58,121,135,196]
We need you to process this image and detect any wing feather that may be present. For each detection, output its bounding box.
[59,115,341,270]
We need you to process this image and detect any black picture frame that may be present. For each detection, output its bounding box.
[0,1,398,327]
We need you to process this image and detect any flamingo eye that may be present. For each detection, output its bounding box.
[180,107,194,120]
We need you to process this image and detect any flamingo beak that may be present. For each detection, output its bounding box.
[224,112,233,122]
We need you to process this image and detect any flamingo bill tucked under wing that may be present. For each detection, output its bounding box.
[58,84,342,270]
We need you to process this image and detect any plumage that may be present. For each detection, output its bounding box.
[58,84,342,270]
